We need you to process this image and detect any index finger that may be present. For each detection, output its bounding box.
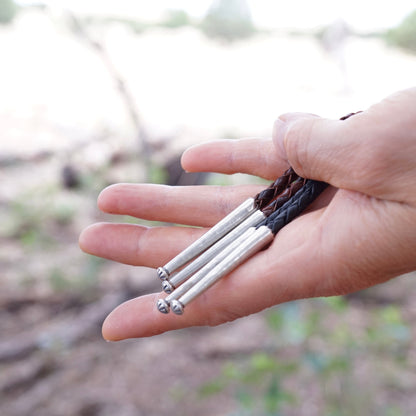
[181,138,288,180]
[98,183,266,227]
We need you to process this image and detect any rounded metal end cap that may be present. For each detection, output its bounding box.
[171,300,184,315]
[157,299,170,314]
[157,267,169,281]
[162,280,174,294]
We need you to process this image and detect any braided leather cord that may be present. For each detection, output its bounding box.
[260,179,328,235]
[154,111,366,314]
[261,177,306,216]
[254,167,299,210]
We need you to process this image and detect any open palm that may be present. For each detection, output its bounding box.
[80,89,416,340]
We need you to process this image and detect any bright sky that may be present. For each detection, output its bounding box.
[18,0,416,31]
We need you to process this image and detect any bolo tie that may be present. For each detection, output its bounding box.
[155,112,359,315]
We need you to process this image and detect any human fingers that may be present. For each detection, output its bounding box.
[273,88,416,203]
[181,137,288,180]
[79,223,206,267]
[101,185,416,340]
[101,209,325,340]
[98,183,266,227]
[82,183,335,266]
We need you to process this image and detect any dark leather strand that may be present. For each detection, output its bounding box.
[261,177,306,216]
[254,167,299,210]
[259,179,328,235]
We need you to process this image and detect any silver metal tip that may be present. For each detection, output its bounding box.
[157,299,170,314]
[171,300,184,315]
[157,267,169,281]
[162,280,174,294]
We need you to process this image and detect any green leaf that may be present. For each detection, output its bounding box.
[250,353,277,372]
[198,379,225,397]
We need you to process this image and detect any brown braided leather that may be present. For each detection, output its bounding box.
[262,179,328,234]
[254,167,299,210]
[262,177,306,216]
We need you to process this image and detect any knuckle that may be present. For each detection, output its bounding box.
[284,119,317,176]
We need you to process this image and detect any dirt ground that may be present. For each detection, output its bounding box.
[1,268,416,416]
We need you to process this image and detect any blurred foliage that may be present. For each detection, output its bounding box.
[200,297,411,415]
[70,2,257,42]
[386,9,416,54]
[48,256,103,294]
[200,354,297,416]
[102,17,150,34]
[0,0,17,24]
[4,185,78,247]
[2,175,106,294]
[148,162,168,185]
[159,9,191,29]
[200,0,256,42]
[72,9,192,35]
[76,15,150,34]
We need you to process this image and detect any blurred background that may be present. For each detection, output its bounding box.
[1,1,416,415]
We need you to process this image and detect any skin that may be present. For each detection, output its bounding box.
[79,88,416,340]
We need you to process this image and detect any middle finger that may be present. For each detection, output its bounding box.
[98,183,266,227]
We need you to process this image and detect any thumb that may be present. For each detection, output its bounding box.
[273,111,370,192]
[273,88,416,200]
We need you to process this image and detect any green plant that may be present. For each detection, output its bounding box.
[7,197,51,247]
[0,0,17,25]
[200,354,297,415]
[148,162,168,185]
[385,10,416,54]
[200,0,256,43]
[159,9,191,29]
[109,17,150,34]
[200,296,412,415]
[48,256,103,294]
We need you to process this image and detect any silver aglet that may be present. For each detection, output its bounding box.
[157,299,170,314]
[161,280,174,294]
[156,197,256,279]
[165,209,266,292]
[171,300,184,315]
[159,227,257,313]
[171,226,274,314]
[157,267,169,281]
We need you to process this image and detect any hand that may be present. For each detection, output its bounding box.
[79,88,416,340]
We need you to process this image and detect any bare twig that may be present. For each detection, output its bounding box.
[66,11,153,180]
